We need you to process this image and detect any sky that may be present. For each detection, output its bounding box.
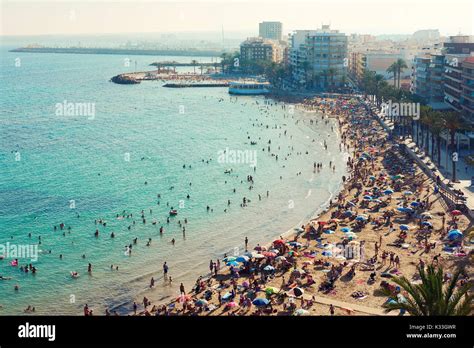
[1,0,473,37]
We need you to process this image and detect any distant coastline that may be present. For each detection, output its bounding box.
[10,46,224,57]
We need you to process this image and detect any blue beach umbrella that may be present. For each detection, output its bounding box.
[399,224,410,231]
[344,210,354,216]
[322,251,333,257]
[363,195,373,200]
[252,298,270,307]
[236,255,249,263]
[223,256,236,262]
[447,230,463,240]
[355,215,367,221]
[422,221,432,227]
[403,191,413,196]
[341,227,352,233]
[384,189,394,195]
[226,261,239,267]
[410,201,420,207]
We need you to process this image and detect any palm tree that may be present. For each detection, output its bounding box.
[387,63,397,88]
[382,265,473,316]
[429,112,445,166]
[442,111,463,182]
[395,58,408,89]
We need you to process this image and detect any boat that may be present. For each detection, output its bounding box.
[228,81,271,95]
[169,209,178,216]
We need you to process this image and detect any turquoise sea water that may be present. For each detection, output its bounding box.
[0,46,347,314]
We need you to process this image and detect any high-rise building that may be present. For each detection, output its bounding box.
[461,56,474,123]
[289,25,347,88]
[443,36,474,112]
[413,54,446,109]
[259,21,283,41]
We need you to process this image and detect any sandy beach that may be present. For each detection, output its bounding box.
[106,95,472,317]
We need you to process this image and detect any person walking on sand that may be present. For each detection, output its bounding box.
[150,277,155,288]
[329,304,335,316]
[180,283,185,295]
[163,262,168,277]
[245,236,248,251]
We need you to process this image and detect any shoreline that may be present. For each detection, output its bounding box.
[120,94,471,317]
[121,97,355,316]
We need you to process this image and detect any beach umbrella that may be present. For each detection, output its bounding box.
[252,253,265,259]
[226,301,238,308]
[355,215,367,221]
[363,195,373,201]
[236,255,249,263]
[263,265,275,272]
[262,251,277,258]
[341,227,352,233]
[222,292,233,301]
[397,207,413,213]
[293,308,310,316]
[252,298,270,307]
[447,230,463,240]
[422,221,432,227]
[384,189,394,195]
[226,261,240,267]
[403,191,413,196]
[322,251,333,257]
[273,239,285,245]
[348,201,356,207]
[410,201,420,207]
[223,256,236,262]
[451,210,462,216]
[399,225,410,231]
[421,212,433,219]
[195,299,208,307]
[265,287,279,295]
[288,287,304,297]
[344,210,354,217]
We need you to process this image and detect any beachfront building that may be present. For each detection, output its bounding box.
[288,30,318,86]
[289,25,347,89]
[461,56,474,124]
[348,51,367,85]
[240,37,283,63]
[413,54,447,109]
[259,21,283,41]
[443,36,474,113]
